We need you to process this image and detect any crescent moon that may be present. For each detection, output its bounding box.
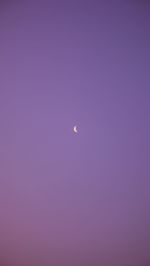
[73,126,78,133]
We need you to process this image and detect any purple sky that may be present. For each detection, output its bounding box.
[0,1,150,265]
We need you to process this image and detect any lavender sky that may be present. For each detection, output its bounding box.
[0,1,150,265]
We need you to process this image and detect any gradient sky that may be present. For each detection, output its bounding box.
[0,1,150,265]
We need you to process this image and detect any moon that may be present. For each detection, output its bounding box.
[73,125,78,133]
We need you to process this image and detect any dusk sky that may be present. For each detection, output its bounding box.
[0,1,150,265]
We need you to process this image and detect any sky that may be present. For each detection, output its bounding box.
[0,0,150,265]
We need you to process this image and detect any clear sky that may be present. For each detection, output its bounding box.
[0,1,150,265]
